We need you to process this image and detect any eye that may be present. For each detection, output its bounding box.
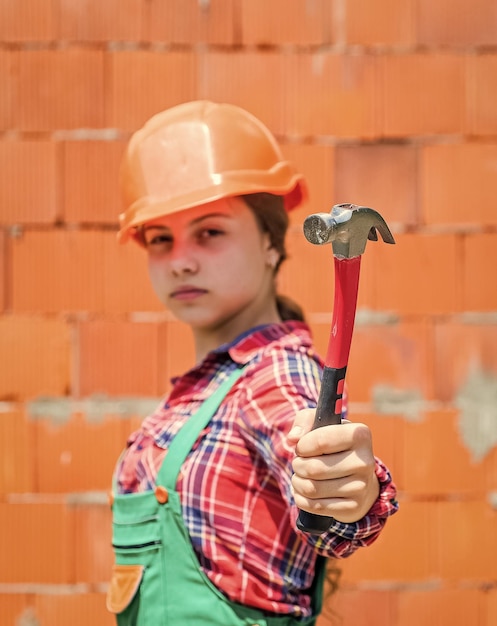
[198,227,224,241]
[143,229,173,250]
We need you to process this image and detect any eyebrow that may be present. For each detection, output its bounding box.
[142,212,232,232]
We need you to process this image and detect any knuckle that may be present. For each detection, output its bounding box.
[352,423,373,446]
[292,474,319,499]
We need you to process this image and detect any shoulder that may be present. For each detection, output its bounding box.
[232,323,323,412]
[229,321,322,368]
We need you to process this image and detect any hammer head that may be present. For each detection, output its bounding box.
[303,203,395,258]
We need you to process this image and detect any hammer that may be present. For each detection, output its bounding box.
[296,203,395,534]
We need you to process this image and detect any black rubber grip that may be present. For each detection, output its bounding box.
[296,366,346,535]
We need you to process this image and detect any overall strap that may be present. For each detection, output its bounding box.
[157,366,247,488]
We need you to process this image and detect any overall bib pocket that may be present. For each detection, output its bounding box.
[108,491,166,626]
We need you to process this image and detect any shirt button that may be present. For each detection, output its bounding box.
[155,485,169,504]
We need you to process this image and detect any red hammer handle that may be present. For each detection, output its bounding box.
[296,256,361,534]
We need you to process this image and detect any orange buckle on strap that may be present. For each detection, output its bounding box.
[155,485,169,504]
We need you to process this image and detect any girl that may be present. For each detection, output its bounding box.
[107,101,398,625]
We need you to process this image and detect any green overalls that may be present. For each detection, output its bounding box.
[107,367,325,625]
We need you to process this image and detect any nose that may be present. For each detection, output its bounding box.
[169,240,199,276]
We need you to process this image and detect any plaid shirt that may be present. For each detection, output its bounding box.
[116,321,398,617]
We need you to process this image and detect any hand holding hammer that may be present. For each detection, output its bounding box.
[288,204,395,534]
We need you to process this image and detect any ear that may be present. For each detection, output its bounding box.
[266,247,279,270]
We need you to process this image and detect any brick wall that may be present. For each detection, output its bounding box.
[1,2,496,625]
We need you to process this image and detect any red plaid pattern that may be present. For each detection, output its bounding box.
[115,322,398,617]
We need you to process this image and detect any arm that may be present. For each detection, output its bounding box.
[239,348,398,559]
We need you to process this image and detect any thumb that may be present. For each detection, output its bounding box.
[287,408,316,445]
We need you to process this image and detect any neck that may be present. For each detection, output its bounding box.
[193,301,281,363]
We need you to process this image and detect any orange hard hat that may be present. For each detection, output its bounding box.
[118,100,307,243]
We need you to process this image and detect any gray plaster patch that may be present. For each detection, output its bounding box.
[488,492,497,510]
[372,385,424,421]
[456,370,497,462]
[16,608,39,626]
[27,396,162,424]
[354,308,399,326]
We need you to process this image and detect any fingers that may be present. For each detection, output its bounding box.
[286,408,316,445]
[290,421,380,523]
[295,421,373,458]
[291,469,379,523]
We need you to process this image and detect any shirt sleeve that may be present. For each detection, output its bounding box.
[238,346,398,559]
[304,457,399,559]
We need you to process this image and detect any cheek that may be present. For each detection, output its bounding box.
[147,259,168,299]
[217,250,266,294]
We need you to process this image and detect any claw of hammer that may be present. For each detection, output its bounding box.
[303,203,395,258]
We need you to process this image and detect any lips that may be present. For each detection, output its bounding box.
[170,285,208,300]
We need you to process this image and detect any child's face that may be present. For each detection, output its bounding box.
[143,197,278,339]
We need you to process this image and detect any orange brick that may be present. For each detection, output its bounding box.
[0,140,58,224]
[108,50,197,131]
[63,140,126,224]
[401,410,487,497]
[0,595,31,625]
[16,50,104,131]
[0,51,16,129]
[397,589,481,626]
[335,144,419,228]
[158,320,196,385]
[463,235,497,310]
[344,0,415,46]
[321,589,395,626]
[12,230,106,312]
[484,444,497,492]
[240,0,329,45]
[59,0,142,41]
[286,53,378,138]
[468,55,497,136]
[281,143,335,227]
[340,501,437,582]
[199,51,288,136]
[343,320,434,402]
[0,0,56,41]
[0,502,73,583]
[370,233,460,316]
[0,230,5,311]
[78,320,162,395]
[34,413,124,492]
[0,315,71,400]
[73,504,114,583]
[433,321,497,402]
[381,54,465,137]
[122,414,148,441]
[421,143,497,226]
[278,230,335,314]
[34,592,115,626]
[355,251,377,309]
[437,500,497,580]
[418,0,497,46]
[145,0,236,44]
[307,319,333,362]
[351,412,403,491]
[102,233,163,313]
[485,588,497,626]
[0,409,34,493]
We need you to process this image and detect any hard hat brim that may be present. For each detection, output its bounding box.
[118,164,306,243]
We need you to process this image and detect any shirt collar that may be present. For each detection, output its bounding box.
[215,321,314,365]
